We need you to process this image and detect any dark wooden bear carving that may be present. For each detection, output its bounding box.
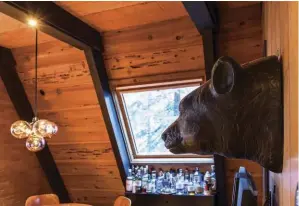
[162,56,283,173]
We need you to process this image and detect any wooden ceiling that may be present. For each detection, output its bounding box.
[56,1,188,32]
[0,13,55,48]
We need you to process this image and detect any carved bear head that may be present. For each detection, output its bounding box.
[162,56,283,173]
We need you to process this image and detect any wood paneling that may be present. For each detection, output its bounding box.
[105,44,204,80]
[103,16,202,55]
[217,2,264,206]
[218,2,263,64]
[103,16,204,82]
[57,1,188,32]
[0,79,51,206]
[264,2,298,206]
[56,1,146,16]
[0,13,55,48]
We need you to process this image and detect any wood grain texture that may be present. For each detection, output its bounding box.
[55,1,146,16]
[0,13,55,48]
[264,2,298,206]
[57,1,188,32]
[0,80,51,206]
[105,44,204,80]
[102,16,204,83]
[103,16,202,55]
[218,2,263,64]
[217,2,264,205]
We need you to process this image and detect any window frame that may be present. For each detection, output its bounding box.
[113,78,214,164]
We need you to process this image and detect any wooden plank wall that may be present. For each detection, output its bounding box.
[102,15,205,85]
[12,39,124,206]
[0,79,51,205]
[263,2,298,206]
[217,2,264,206]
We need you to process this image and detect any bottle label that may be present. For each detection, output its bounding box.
[136,180,142,187]
[126,180,133,192]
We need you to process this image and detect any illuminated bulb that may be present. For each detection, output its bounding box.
[10,120,32,139]
[33,119,58,138]
[27,18,38,27]
[26,135,45,152]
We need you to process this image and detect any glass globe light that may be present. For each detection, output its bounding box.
[10,120,32,139]
[26,135,45,152]
[32,119,58,138]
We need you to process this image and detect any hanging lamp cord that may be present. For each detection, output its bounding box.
[34,29,38,118]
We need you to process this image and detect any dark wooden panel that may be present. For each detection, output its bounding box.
[126,193,215,206]
[183,2,217,30]
[69,189,124,206]
[0,46,33,120]
[201,29,216,79]
[63,175,123,191]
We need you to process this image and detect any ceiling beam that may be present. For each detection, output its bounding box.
[0,46,71,203]
[2,1,102,51]
[183,2,217,31]
[201,29,217,79]
[0,1,130,185]
[182,1,218,79]
[85,49,130,185]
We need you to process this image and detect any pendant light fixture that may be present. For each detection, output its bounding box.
[10,18,58,152]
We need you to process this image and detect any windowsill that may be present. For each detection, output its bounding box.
[130,157,214,164]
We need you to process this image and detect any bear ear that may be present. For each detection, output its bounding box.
[211,56,241,95]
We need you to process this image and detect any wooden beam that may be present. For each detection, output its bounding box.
[85,49,130,184]
[182,1,219,78]
[2,1,102,51]
[182,1,218,30]
[201,29,217,79]
[0,46,71,203]
[213,155,228,206]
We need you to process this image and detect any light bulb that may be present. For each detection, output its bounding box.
[10,120,32,139]
[33,119,58,138]
[26,135,45,152]
[27,18,38,27]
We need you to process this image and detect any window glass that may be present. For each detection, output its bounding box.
[122,86,198,155]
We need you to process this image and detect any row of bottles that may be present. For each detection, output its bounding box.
[126,165,216,196]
